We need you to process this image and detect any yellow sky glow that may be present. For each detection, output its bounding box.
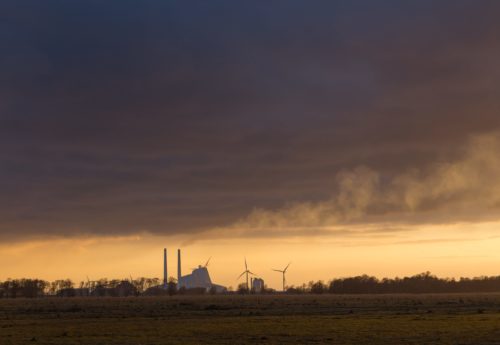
[2,221,500,290]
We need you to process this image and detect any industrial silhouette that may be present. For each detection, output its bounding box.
[237,258,256,291]
[174,249,226,293]
[273,262,291,292]
[251,277,265,293]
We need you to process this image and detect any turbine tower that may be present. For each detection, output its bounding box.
[163,248,168,287]
[273,262,291,292]
[237,258,255,290]
[177,249,182,288]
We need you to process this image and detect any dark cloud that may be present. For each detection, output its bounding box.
[2,1,500,240]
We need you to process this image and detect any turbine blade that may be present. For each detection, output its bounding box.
[204,257,211,267]
[272,269,283,272]
[284,262,291,272]
[245,257,248,270]
[237,271,246,279]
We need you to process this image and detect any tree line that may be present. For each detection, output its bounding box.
[0,277,165,298]
[0,276,216,298]
[3,272,500,297]
[286,272,500,294]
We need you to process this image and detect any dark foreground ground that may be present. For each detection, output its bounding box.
[1,294,500,344]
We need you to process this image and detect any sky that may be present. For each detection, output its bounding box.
[2,1,500,289]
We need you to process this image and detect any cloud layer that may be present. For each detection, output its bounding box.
[1,1,500,240]
[222,132,500,238]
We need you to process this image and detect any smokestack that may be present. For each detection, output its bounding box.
[177,249,181,288]
[163,248,167,287]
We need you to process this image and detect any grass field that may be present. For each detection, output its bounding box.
[1,294,500,344]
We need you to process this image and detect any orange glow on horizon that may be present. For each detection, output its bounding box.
[2,221,500,290]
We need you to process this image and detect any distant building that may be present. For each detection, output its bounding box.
[178,265,226,293]
[177,249,227,293]
[252,278,265,293]
[149,248,227,294]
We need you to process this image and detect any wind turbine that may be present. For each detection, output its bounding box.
[237,258,256,290]
[273,262,291,292]
[192,257,211,270]
[204,257,211,268]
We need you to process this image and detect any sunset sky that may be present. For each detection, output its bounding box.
[2,1,500,290]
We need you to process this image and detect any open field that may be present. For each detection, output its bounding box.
[1,294,500,344]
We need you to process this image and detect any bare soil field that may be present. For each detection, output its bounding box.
[1,294,500,344]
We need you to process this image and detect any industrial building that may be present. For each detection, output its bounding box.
[251,278,265,293]
[162,248,226,293]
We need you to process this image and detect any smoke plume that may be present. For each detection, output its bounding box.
[218,132,500,237]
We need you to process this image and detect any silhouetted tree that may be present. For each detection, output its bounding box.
[286,285,306,294]
[49,279,74,295]
[4,273,500,298]
[19,279,48,298]
[130,277,147,293]
[6,279,20,298]
[326,272,500,294]
[309,280,327,294]
[167,277,177,295]
[237,282,249,294]
[145,278,160,290]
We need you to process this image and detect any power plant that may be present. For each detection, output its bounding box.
[79,250,289,296]
[163,248,226,293]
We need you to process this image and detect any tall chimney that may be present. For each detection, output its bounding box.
[163,248,167,287]
[177,249,181,288]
